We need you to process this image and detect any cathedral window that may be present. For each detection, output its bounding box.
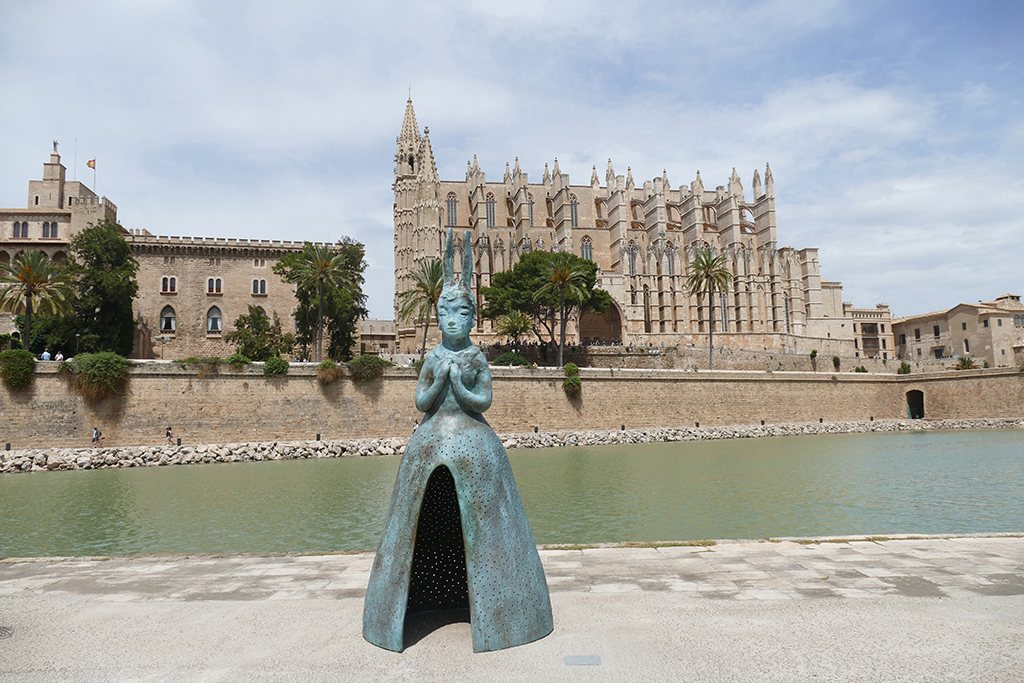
[252,279,266,295]
[643,285,652,333]
[160,306,176,333]
[446,192,458,226]
[528,194,534,226]
[207,306,222,333]
[627,240,638,276]
[720,293,729,332]
[570,194,579,228]
[486,193,496,227]
[580,235,593,261]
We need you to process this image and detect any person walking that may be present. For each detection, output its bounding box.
[91,427,101,444]
[165,426,173,445]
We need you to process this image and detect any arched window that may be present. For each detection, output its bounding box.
[408,155,415,173]
[485,193,496,227]
[216,278,222,293]
[13,222,22,239]
[160,306,176,332]
[162,277,169,292]
[528,193,535,227]
[42,222,50,238]
[208,278,215,293]
[446,192,458,226]
[580,235,593,261]
[643,285,652,333]
[570,194,579,228]
[252,279,266,295]
[627,240,638,275]
[209,278,222,293]
[207,306,222,333]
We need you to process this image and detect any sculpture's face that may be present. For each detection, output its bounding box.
[438,292,475,345]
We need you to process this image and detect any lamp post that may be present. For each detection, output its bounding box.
[75,333,80,355]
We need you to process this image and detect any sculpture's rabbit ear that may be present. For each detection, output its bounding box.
[461,230,473,290]
[443,228,455,287]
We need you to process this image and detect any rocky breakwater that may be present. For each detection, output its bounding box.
[1,418,1022,475]
[0,437,409,474]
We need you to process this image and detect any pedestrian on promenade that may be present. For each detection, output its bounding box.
[165,426,173,445]
[41,350,51,361]
[412,420,419,434]
[92,427,101,444]
[54,352,64,362]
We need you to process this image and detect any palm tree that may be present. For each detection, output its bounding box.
[396,258,444,360]
[0,250,73,352]
[534,252,589,367]
[954,355,978,370]
[290,243,355,362]
[685,248,732,370]
[493,310,533,347]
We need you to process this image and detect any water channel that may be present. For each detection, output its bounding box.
[2,430,1023,558]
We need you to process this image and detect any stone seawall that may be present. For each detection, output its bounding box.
[0,362,1021,450]
[2,418,1022,475]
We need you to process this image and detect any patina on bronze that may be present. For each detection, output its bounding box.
[363,229,553,653]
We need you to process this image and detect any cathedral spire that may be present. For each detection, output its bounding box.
[729,167,744,200]
[764,163,774,197]
[606,158,615,187]
[504,161,512,184]
[543,162,551,186]
[591,165,600,187]
[398,98,420,150]
[420,127,438,180]
[626,167,634,191]
[692,170,703,196]
[752,168,762,198]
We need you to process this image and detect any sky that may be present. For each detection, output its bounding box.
[1,0,1021,320]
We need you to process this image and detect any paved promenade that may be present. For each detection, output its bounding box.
[1,535,1022,682]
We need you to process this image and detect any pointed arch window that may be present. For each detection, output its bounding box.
[643,285,652,333]
[570,194,579,228]
[580,235,593,261]
[627,240,638,276]
[485,193,496,227]
[160,305,176,332]
[446,192,458,226]
[528,193,535,226]
[207,306,222,333]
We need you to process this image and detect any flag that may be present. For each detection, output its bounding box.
[86,159,95,169]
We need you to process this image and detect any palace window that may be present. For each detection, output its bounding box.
[983,319,989,328]
[899,333,907,345]
[207,306,222,333]
[160,306,176,332]
[161,277,177,293]
[208,278,222,294]
[209,257,221,266]
[485,193,496,227]
[12,222,23,238]
[961,322,966,331]
[252,279,266,295]
[42,222,52,238]
[253,259,266,268]
[446,192,457,226]
[580,235,593,261]
[914,328,921,340]
[570,194,579,228]
[964,339,970,353]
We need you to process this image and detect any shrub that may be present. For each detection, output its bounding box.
[954,355,978,370]
[225,352,252,367]
[0,349,35,389]
[69,352,131,401]
[855,365,868,373]
[316,359,345,384]
[493,352,529,366]
[897,361,911,375]
[562,374,582,397]
[348,354,392,381]
[263,356,288,377]
[563,362,579,377]
[809,349,818,360]
[832,355,841,371]
[412,358,425,376]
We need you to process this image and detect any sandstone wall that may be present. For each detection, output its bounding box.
[0,363,1021,450]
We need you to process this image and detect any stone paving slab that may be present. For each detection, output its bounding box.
[0,535,1022,682]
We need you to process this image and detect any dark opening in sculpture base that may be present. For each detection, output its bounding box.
[407,466,469,613]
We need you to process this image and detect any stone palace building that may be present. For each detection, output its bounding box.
[393,99,894,358]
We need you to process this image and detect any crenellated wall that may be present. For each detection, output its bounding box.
[0,364,1021,450]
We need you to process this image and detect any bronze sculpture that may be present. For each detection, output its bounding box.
[363,229,553,653]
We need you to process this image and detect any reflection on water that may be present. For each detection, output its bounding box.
[1,430,1022,557]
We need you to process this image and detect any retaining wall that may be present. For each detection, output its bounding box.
[0,363,1021,450]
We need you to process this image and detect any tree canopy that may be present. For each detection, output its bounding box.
[0,250,73,354]
[63,219,139,356]
[224,305,295,361]
[481,250,610,365]
[274,238,367,361]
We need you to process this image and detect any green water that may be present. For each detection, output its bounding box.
[2,430,1023,557]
